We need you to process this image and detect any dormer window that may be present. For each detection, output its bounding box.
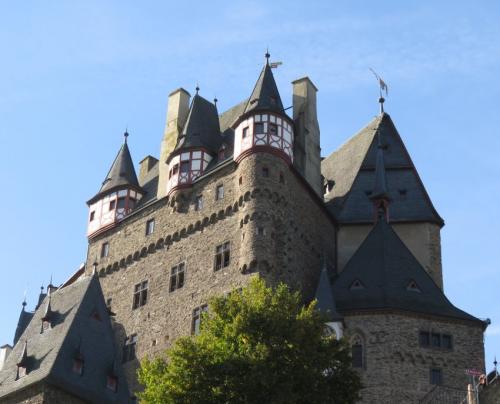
[350,279,365,290]
[73,355,84,375]
[17,365,27,379]
[407,280,421,293]
[42,320,51,332]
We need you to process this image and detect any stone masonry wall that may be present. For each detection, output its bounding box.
[86,151,335,393]
[0,383,86,404]
[344,312,485,403]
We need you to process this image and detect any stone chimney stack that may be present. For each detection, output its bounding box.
[157,88,190,199]
[139,155,158,184]
[0,344,12,370]
[292,77,322,197]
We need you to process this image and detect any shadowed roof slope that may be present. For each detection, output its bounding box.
[0,275,131,403]
[332,217,482,324]
[244,63,285,116]
[88,139,141,204]
[314,266,343,322]
[322,113,443,225]
[13,306,33,346]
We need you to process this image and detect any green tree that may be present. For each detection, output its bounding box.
[138,277,361,404]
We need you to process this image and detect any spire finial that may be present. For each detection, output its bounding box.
[195,83,200,95]
[124,129,129,144]
[265,48,270,65]
[213,96,218,106]
[369,68,388,115]
[495,356,498,374]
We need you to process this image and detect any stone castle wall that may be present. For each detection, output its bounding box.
[0,383,86,404]
[344,312,484,403]
[86,151,335,392]
[337,222,443,289]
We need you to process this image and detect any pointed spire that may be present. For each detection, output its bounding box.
[244,55,285,115]
[42,292,53,323]
[174,93,221,154]
[314,258,342,322]
[14,298,34,345]
[370,130,390,221]
[265,48,270,65]
[88,134,142,203]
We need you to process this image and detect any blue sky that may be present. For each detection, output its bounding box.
[1,1,499,372]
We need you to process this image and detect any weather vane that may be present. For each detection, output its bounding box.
[369,68,388,114]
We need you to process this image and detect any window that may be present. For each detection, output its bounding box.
[242,127,249,138]
[17,366,27,379]
[90,211,95,221]
[430,368,442,385]
[442,334,453,350]
[109,200,116,210]
[255,122,264,135]
[101,242,109,258]
[350,279,364,290]
[214,242,230,270]
[431,333,441,348]
[106,298,112,308]
[239,176,243,186]
[42,320,51,332]
[132,281,148,309]
[146,219,155,236]
[216,184,224,200]
[256,227,265,236]
[407,280,421,292]
[262,167,269,177]
[195,195,203,211]
[106,375,118,392]
[122,334,138,363]
[172,164,179,175]
[170,263,185,292]
[218,146,226,160]
[180,160,190,173]
[129,198,136,209]
[269,123,278,136]
[192,304,208,335]
[117,197,126,209]
[419,331,430,347]
[351,336,364,368]
[279,172,284,184]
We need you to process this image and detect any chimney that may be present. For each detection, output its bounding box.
[139,155,158,184]
[0,344,12,370]
[157,88,190,199]
[292,77,322,196]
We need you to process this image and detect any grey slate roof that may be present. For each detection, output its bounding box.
[174,94,221,155]
[314,266,343,322]
[244,63,285,116]
[0,275,131,403]
[371,132,390,201]
[88,139,142,204]
[219,99,248,132]
[332,217,482,324]
[13,306,33,346]
[322,113,443,225]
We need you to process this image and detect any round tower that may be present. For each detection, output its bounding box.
[86,133,143,238]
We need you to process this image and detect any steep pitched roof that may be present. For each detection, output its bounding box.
[174,94,221,155]
[314,266,343,322]
[0,276,131,403]
[219,99,248,132]
[332,217,481,324]
[322,113,443,225]
[88,139,142,204]
[244,63,285,115]
[13,305,33,346]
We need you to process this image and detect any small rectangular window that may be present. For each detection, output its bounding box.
[146,219,155,236]
[214,242,231,270]
[90,211,95,221]
[351,344,363,368]
[72,358,84,375]
[242,127,249,138]
[195,195,203,211]
[122,334,138,363]
[431,333,441,347]
[192,304,208,335]
[256,227,265,236]
[109,200,116,211]
[262,167,269,177]
[132,281,148,309]
[170,262,186,292]
[442,334,453,350]
[101,242,109,258]
[430,368,442,385]
[180,160,190,173]
[255,122,264,135]
[106,375,118,392]
[419,331,430,347]
[216,184,224,200]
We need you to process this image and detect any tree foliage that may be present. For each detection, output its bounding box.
[138,277,361,403]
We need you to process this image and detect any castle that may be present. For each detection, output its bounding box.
[0,54,489,403]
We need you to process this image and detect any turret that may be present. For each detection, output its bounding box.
[13,299,33,346]
[314,263,343,339]
[233,53,294,164]
[87,132,144,238]
[165,89,220,195]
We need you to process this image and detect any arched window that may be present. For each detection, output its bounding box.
[351,334,364,368]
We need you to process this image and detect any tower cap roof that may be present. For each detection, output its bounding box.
[244,63,285,116]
